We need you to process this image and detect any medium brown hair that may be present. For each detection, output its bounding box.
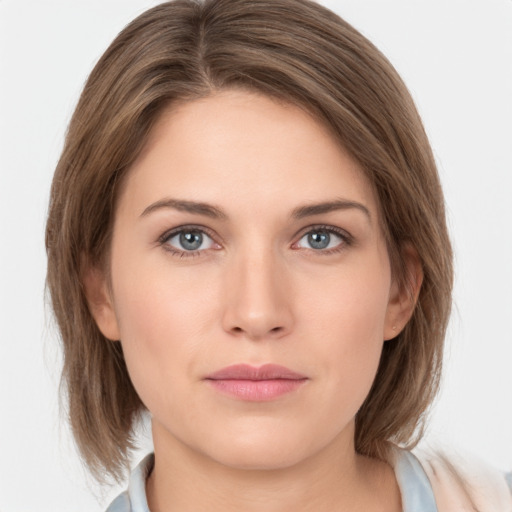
[46,0,453,482]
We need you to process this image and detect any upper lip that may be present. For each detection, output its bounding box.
[205,364,307,381]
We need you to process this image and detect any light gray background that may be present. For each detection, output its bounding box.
[1,0,511,510]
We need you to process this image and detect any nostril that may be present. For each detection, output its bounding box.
[230,325,284,336]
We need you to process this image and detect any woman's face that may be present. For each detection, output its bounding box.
[93,90,407,470]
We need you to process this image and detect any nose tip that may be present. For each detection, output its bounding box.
[221,256,293,341]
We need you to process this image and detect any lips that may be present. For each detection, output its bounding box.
[205,364,308,401]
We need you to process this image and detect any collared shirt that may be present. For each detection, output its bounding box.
[106,448,439,512]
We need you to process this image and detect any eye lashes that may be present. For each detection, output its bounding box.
[156,223,355,259]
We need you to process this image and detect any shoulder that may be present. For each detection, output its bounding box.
[414,449,512,512]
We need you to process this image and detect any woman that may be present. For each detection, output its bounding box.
[45,0,512,510]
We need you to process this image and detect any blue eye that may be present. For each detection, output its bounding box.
[164,229,216,252]
[296,229,345,251]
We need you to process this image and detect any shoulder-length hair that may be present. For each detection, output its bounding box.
[46,0,453,482]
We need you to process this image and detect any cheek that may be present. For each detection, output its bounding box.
[112,239,217,340]
[110,258,220,406]
[302,259,390,339]
[298,259,391,394]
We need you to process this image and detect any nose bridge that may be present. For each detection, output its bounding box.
[222,242,293,340]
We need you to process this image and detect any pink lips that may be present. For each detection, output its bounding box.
[205,364,308,401]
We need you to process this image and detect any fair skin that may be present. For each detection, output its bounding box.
[86,90,421,511]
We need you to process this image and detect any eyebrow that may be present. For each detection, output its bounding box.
[140,198,227,219]
[140,197,371,223]
[291,199,372,223]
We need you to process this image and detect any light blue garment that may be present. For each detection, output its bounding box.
[106,449,438,511]
[106,454,152,512]
[393,449,438,512]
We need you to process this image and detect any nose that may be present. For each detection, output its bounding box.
[221,248,294,341]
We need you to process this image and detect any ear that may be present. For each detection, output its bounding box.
[81,264,121,341]
[383,244,423,341]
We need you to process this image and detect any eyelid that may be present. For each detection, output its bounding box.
[158,224,216,243]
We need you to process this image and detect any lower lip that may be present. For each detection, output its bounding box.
[206,379,307,401]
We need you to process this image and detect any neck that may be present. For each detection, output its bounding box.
[146,421,401,512]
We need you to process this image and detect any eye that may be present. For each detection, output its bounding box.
[295,227,349,251]
[161,227,218,254]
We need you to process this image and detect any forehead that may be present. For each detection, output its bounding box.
[120,90,379,220]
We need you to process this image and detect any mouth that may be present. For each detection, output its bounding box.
[204,364,308,401]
